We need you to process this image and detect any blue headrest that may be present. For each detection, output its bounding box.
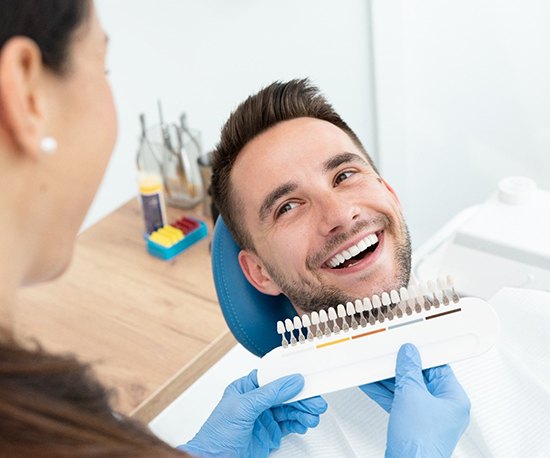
[212,218,296,357]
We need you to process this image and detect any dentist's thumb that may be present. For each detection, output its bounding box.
[394,343,427,393]
[244,374,305,415]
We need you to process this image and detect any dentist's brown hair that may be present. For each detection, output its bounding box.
[0,1,185,454]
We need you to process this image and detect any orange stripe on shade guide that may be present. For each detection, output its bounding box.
[316,337,350,349]
[351,328,387,339]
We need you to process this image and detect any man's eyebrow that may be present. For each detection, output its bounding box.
[323,152,369,173]
[258,181,298,222]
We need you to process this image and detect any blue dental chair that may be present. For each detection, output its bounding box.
[211,218,296,357]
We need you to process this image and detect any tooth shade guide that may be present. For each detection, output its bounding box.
[259,294,499,403]
[275,276,469,348]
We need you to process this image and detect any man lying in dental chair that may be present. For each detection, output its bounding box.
[209,79,550,457]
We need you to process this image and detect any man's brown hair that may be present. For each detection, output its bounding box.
[211,78,377,251]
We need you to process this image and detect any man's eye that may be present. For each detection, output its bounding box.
[276,201,299,217]
[335,170,355,185]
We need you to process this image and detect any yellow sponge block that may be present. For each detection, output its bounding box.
[149,225,184,247]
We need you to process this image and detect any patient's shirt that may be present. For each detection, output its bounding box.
[272,288,550,458]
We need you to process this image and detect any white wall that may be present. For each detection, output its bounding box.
[85,0,376,230]
[371,0,550,247]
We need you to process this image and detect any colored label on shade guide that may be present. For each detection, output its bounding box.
[425,308,462,320]
[351,328,386,339]
[316,337,350,349]
[388,317,424,330]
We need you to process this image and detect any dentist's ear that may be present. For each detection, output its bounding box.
[0,36,49,160]
[238,250,282,296]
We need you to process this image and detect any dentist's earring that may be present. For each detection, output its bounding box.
[40,136,58,155]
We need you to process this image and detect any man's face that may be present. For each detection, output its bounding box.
[232,117,411,314]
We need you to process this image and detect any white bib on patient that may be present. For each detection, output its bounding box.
[273,288,550,458]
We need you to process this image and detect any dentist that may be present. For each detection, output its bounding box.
[0,1,325,456]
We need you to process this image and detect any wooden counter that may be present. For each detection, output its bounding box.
[15,199,235,423]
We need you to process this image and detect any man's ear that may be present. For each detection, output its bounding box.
[238,249,282,296]
[379,177,401,207]
[0,36,48,159]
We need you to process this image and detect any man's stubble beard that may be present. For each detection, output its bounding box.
[262,216,412,313]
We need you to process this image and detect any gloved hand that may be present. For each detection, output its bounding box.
[361,343,470,458]
[359,377,396,413]
[179,370,327,457]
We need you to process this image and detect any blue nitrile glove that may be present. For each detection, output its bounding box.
[179,370,328,457]
[361,343,470,458]
[359,377,396,413]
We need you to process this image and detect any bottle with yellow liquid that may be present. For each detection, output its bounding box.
[138,172,167,234]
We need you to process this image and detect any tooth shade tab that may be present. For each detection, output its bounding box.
[311,311,320,325]
[363,297,373,311]
[328,307,338,321]
[447,275,460,303]
[427,280,436,294]
[390,290,400,304]
[372,295,382,309]
[277,321,286,335]
[381,292,391,306]
[438,276,451,305]
[416,283,426,306]
[293,316,302,329]
[294,317,306,342]
[319,309,328,323]
[354,299,363,313]
[399,287,409,301]
[447,275,455,288]
[337,304,347,318]
[347,302,356,315]
[285,319,294,332]
[302,314,311,327]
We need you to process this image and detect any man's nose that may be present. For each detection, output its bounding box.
[316,193,360,236]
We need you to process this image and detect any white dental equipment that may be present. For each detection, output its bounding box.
[415,176,550,299]
[257,276,500,403]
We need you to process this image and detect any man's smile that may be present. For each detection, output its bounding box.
[325,230,382,268]
[320,230,385,274]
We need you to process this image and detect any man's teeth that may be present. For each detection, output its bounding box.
[328,233,379,268]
